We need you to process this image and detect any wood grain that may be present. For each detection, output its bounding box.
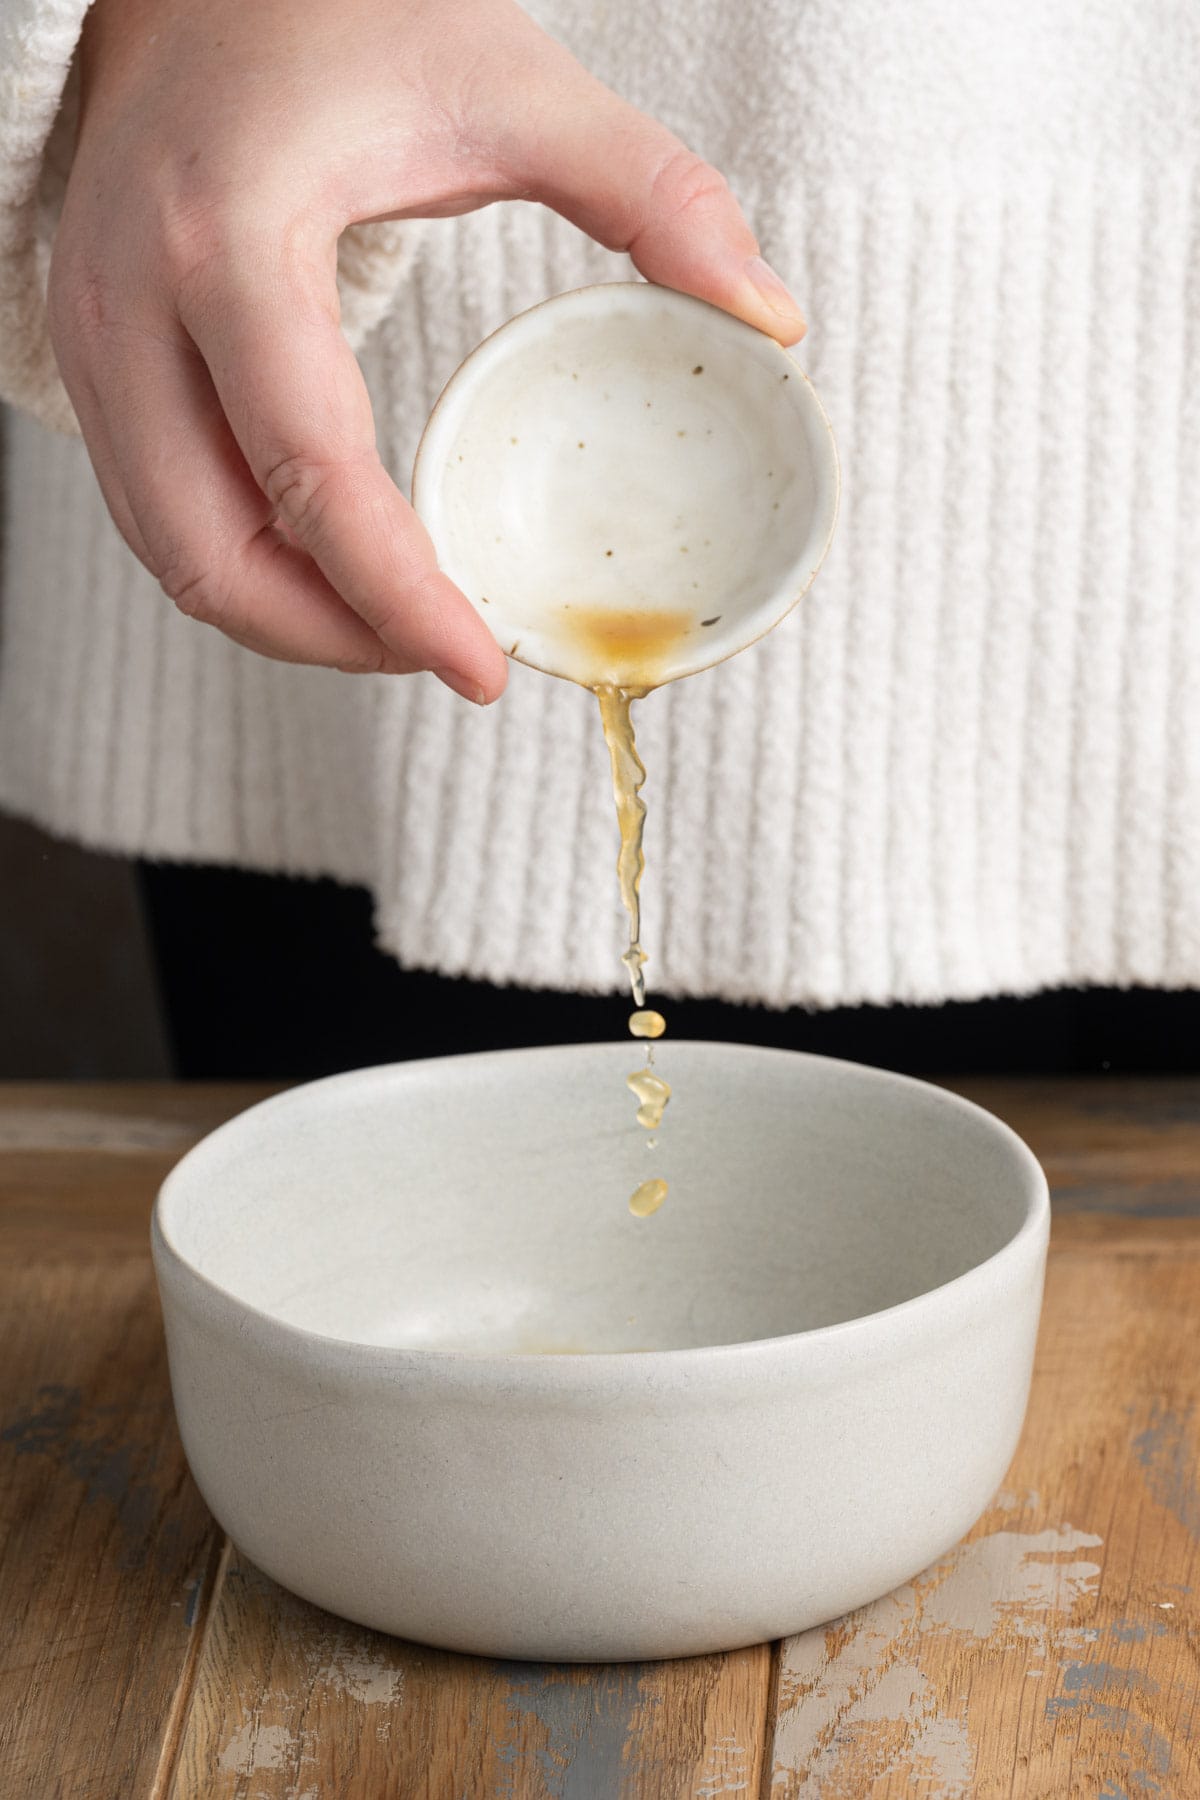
[0,1085,270,1800]
[764,1210,1200,1797]
[1,1079,1198,1799]
[171,1548,769,1798]
[943,1077,1200,1218]
[0,1241,217,1799]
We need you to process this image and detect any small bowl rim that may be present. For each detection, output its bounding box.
[153,1042,1049,1384]
[410,281,842,688]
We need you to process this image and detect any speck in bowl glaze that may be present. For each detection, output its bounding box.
[152,1042,1049,1662]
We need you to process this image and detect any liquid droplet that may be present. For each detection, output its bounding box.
[629,1009,666,1039]
[629,1178,668,1218]
[627,1067,671,1130]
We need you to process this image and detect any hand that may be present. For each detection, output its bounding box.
[49,0,806,702]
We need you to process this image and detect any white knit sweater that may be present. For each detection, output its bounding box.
[1,0,1197,1007]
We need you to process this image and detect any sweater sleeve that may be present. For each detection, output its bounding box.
[0,0,90,433]
[0,0,423,437]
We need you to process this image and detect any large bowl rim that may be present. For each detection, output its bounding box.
[410,281,842,689]
[153,1042,1049,1384]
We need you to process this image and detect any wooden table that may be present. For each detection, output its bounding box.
[1,1080,1198,1799]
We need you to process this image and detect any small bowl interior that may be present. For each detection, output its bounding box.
[157,1044,1041,1356]
[412,285,839,688]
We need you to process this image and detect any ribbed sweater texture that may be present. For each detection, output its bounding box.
[0,0,1197,1007]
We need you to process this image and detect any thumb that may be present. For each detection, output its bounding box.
[514,59,806,345]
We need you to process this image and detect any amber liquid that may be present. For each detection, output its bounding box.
[595,686,652,1006]
[570,605,693,683]
[545,604,692,1220]
[595,684,675,1216]
[628,1178,669,1219]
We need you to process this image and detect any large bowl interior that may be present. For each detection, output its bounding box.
[156,1043,1044,1357]
[412,285,840,689]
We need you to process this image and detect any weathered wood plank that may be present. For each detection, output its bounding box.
[169,1548,770,1798]
[0,1086,268,1800]
[0,1084,278,1258]
[944,1078,1200,1216]
[0,1259,222,1800]
[764,1211,1200,1797]
[4,1080,1199,1799]
[0,1081,280,1143]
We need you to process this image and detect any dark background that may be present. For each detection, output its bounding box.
[4,809,1198,1080]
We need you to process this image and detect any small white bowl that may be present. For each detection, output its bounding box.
[153,1043,1048,1663]
[412,284,840,689]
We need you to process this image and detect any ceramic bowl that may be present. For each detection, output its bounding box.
[152,1042,1048,1663]
[411,284,840,689]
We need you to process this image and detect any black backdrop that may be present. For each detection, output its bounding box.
[139,862,1200,1080]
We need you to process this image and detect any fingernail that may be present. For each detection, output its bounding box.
[434,666,487,705]
[744,255,806,332]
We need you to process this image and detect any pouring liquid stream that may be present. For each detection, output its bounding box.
[595,684,672,1217]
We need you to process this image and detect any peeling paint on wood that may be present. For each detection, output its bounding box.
[1,1382,173,1570]
[764,1228,1200,1798]
[3,1081,1200,1798]
[768,1522,1104,1797]
[0,1253,217,1797]
[171,1551,768,1797]
[1131,1400,1200,1536]
[495,1664,645,1798]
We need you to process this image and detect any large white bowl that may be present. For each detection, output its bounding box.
[152,1043,1048,1662]
[412,284,840,688]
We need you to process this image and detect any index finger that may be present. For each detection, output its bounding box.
[177,247,508,704]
